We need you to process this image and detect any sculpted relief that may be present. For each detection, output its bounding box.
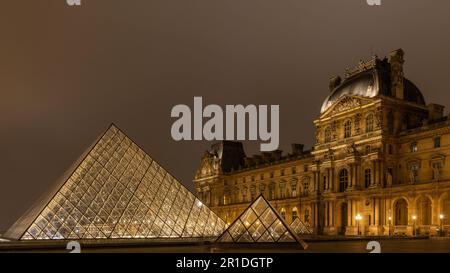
[330,97,362,116]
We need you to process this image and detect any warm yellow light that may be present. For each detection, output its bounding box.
[412,215,417,220]
[440,214,445,220]
[388,216,392,221]
[355,214,362,221]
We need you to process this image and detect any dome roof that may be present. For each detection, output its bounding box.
[320,64,425,114]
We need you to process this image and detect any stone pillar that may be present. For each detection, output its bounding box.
[326,169,330,190]
[330,201,335,226]
[314,171,319,193]
[375,160,381,186]
[374,198,379,226]
[349,164,354,189]
[330,168,334,191]
[348,200,353,227]
[371,161,376,187]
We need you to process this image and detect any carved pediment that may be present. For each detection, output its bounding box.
[330,96,362,115]
[320,95,373,118]
[195,151,220,179]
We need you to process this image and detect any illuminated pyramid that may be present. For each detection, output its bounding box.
[4,124,226,240]
[290,218,313,235]
[216,195,307,248]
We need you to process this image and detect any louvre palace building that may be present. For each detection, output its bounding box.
[194,49,450,237]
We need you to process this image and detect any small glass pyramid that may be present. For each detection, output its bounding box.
[216,195,307,248]
[290,218,313,235]
[6,124,226,240]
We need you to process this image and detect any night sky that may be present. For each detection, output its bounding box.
[1,0,450,232]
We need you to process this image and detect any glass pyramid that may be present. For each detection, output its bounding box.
[290,218,313,235]
[6,124,226,240]
[216,195,307,248]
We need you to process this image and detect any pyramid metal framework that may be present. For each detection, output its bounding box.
[216,195,307,248]
[290,218,313,235]
[4,124,226,240]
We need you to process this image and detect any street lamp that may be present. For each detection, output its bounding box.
[412,215,417,237]
[388,216,392,236]
[439,214,445,237]
[355,214,362,236]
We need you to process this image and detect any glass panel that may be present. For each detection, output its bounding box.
[21,125,226,240]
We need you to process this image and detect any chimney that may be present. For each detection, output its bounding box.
[271,150,282,161]
[253,155,263,165]
[428,103,445,121]
[244,157,255,168]
[388,49,405,100]
[262,152,272,163]
[329,76,342,92]
[291,143,304,155]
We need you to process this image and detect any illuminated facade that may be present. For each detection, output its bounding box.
[4,125,226,240]
[194,49,450,236]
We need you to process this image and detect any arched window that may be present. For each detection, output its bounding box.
[325,127,332,143]
[365,169,372,188]
[394,199,408,226]
[417,197,432,225]
[344,120,352,138]
[292,207,298,222]
[339,169,349,192]
[366,114,374,133]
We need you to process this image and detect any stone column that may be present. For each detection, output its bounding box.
[374,160,379,186]
[325,169,329,190]
[330,201,335,227]
[374,198,378,226]
[371,160,376,187]
[314,171,320,193]
[330,168,334,191]
[379,161,384,187]
[349,164,353,189]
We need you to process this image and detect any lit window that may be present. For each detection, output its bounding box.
[339,169,349,192]
[410,142,418,153]
[344,120,352,138]
[410,164,419,183]
[366,114,374,133]
[280,183,286,199]
[280,208,286,220]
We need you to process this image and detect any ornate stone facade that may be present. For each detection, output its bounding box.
[194,49,450,236]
